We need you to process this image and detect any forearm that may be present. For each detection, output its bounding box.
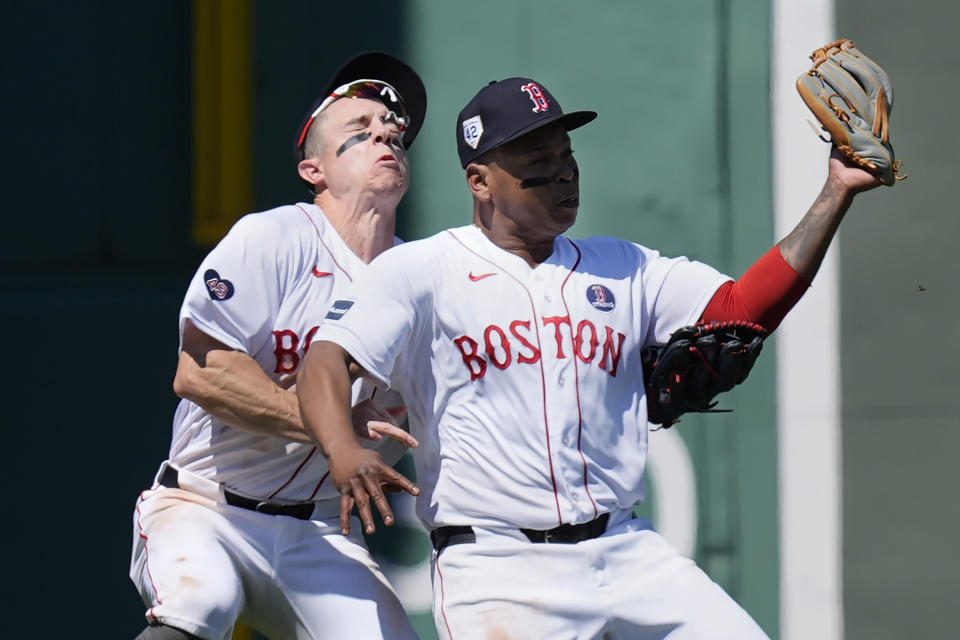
[700,247,809,332]
[702,151,878,330]
[298,341,419,535]
[175,348,311,443]
[297,341,362,457]
[776,174,854,282]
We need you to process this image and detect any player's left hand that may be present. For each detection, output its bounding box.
[642,321,767,427]
[350,398,418,448]
[828,147,882,194]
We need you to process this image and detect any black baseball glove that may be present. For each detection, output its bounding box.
[641,320,767,428]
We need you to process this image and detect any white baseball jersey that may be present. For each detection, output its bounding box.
[171,202,403,500]
[313,224,730,530]
[131,202,416,640]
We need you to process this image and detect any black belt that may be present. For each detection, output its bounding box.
[158,466,316,521]
[430,513,611,554]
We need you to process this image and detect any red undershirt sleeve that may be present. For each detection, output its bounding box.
[699,246,811,333]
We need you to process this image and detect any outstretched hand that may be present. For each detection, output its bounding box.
[828,147,882,194]
[330,444,420,535]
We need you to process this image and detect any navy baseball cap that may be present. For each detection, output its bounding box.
[294,51,427,164]
[456,77,597,168]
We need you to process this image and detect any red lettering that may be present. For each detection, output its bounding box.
[542,315,571,358]
[599,326,627,377]
[484,325,512,370]
[273,329,300,374]
[454,335,487,381]
[454,319,625,380]
[302,325,320,353]
[574,320,599,363]
[510,320,541,364]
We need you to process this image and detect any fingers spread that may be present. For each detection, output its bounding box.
[334,449,419,535]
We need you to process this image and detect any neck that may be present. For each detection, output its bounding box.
[315,192,398,263]
[473,207,556,268]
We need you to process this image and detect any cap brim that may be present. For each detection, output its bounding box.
[295,51,427,164]
[501,110,598,146]
[464,109,598,167]
[556,110,598,132]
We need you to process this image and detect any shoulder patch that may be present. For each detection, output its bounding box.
[324,300,355,320]
[204,269,235,301]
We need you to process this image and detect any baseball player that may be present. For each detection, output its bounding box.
[128,52,426,640]
[295,77,881,639]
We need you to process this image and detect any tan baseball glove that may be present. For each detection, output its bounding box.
[796,38,906,185]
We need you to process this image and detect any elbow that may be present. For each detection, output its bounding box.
[173,360,210,405]
[172,368,195,402]
[172,369,190,400]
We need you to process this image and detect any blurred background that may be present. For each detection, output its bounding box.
[1,1,956,638]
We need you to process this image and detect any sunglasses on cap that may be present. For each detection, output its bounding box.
[296,79,410,149]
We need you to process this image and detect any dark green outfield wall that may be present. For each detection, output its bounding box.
[401,2,779,636]
[2,2,781,637]
[835,2,960,639]
[0,3,405,636]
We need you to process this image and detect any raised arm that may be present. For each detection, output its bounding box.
[777,149,881,281]
[701,149,881,330]
[297,341,419,535]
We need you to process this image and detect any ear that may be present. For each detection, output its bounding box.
[465,163,493,202]
[298,157,326,191]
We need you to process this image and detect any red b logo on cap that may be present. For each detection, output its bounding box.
[521,82,550,113]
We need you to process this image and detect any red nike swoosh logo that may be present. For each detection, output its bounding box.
[469,272,496,282]
[312,267,333,278]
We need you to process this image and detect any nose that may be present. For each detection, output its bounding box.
[556,157,577,183]
[371,117,402,148]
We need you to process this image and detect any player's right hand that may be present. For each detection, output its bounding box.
[350,398,418,448]
[330,444,420,535]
